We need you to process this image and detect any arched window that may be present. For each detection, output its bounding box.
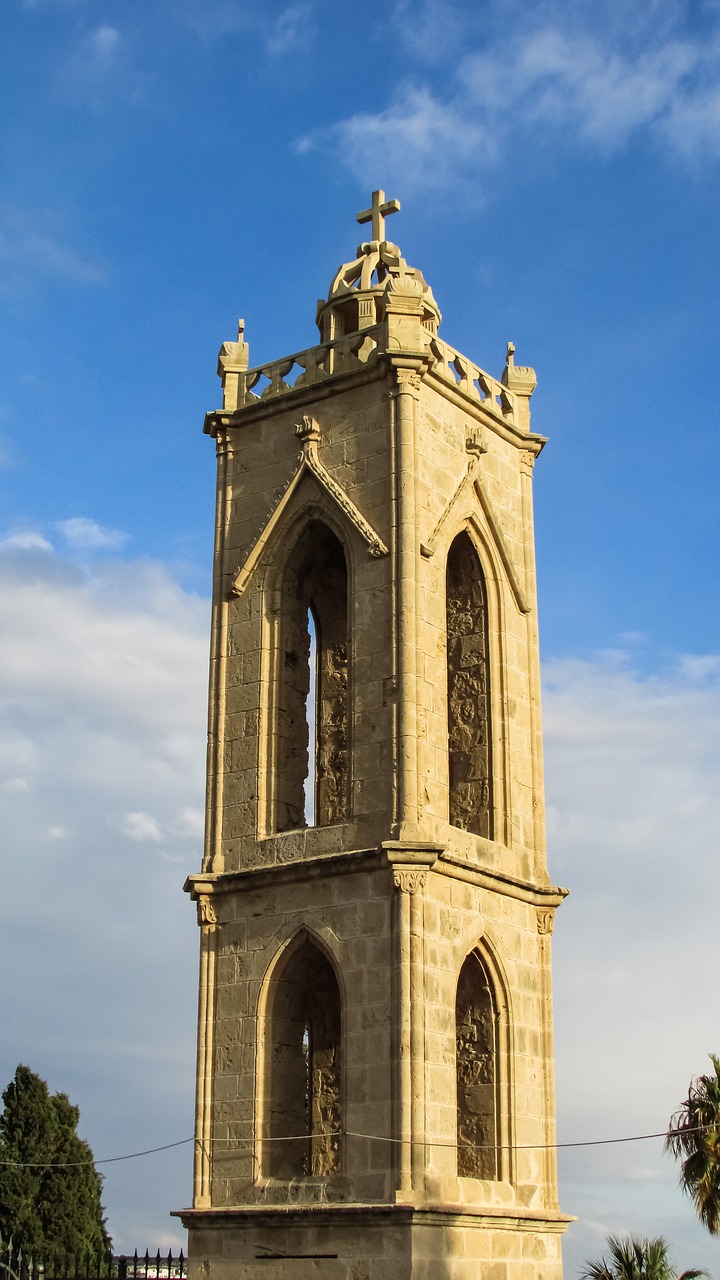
[275,521,348,832]
[456,949,499,1179]
[262,935,342,1179]
[446,531,492,837]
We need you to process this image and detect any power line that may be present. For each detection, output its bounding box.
[0,1139,194,1169]
[0,1124,711,1170]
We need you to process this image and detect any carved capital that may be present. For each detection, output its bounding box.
[393,866,428,895]
[197,895,218,930]
[466,426,488,457]
[536,908,554,937]
[391,368,423,396]
[215,427,233,458]
[519,449,536,477]
[295,413,321,446]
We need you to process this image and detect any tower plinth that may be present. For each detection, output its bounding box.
[176,192,571,1278]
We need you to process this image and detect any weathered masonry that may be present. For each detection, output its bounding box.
[177,191,571,1278]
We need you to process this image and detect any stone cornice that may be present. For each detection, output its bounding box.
[436,851,569,908]
[184,847,388,904]
[173,1202,574,1230]
[184,843,568,911]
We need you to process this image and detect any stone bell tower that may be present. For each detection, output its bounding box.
[177,191,571,1278]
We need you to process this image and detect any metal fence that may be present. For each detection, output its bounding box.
[0,1242,186,1280]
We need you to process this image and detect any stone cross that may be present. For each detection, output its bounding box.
[356,189,400,242]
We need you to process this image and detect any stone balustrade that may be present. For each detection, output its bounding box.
[229,325,517,428]
[236,328,381,406]
[428,336,516,423]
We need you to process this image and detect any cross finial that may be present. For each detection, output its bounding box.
[356,189,400,242]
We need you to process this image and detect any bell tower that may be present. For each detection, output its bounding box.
[177,192,570,1277]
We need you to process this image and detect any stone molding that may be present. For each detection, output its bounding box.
[392,866,429,895]
[420,448,531,615]
[196,895,218,930]
[536,908,555,936]
[228,414,388,597]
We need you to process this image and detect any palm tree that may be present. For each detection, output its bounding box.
[579,1235,707,1280]
[666,1054,720,1235]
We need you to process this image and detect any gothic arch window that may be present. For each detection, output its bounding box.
[446,531,493,838]
[261,934,343,1179]
[456,949,500,1179]
[274,520,348,832]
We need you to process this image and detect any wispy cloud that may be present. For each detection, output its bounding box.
[0,542,207,1247]
[299,5,720,191]
[0,530,54,552]
[1,777,30,795]
[56,517,129,552]
[0,526,716,1261]
[173,0,252,41]
[121,811,164,843]
[0,207,104,292]
[85,23,121,73]
[297,83,492,192]
[544,646,720,1274]
[265,3,311,56]
[175,0,311,53]
[22,0,88,8]
[55,21,151,107]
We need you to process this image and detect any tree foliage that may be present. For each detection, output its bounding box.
[666,1053,720,1236]
[0,1065,111,1259]
[579,1235,707,1280]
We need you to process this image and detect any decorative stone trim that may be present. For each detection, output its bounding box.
[536,909,555,937]
[420,452,530,615]
[392,866,429,895]
[229,414,388,597]
[196,895,218,930]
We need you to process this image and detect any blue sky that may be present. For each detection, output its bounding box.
[1,0,719,1272]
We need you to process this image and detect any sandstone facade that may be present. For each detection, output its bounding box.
[176,191,570,1277]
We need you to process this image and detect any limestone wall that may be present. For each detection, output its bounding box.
[211,362,545,886]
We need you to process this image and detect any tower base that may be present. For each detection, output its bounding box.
[177,1204,571,1280]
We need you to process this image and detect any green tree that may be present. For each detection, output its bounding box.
[666,1054,720,1236]
[0,1065,111,1260]
[579,1235,707,1280]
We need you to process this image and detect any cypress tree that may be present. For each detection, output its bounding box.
[0,1065,111,1261]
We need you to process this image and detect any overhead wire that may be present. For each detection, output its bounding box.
[0,1123,712,1170]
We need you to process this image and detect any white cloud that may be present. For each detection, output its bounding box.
[121,810,164,843]
[1,777,30,795]
[300,6,720,190]
[57,517,129,552]
[86,24,121,71]
[265,3,311,56]
[0,544,207,1248]
[543,648,720,1275]
[298,83,493,193]
[55,22,150,107]
[173,806,205,838]
[22,0,88,8]
[389,0,463,65]
[0,526,715,1261]
[174,0,249,40]
[0,530,54,551]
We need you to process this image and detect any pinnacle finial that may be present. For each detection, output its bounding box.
[356,189,401,242]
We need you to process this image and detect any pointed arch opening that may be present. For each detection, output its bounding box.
[446,530,493,838]
[456,949,500,1179]
[275,520,349,832]
[261,934,343,1179]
